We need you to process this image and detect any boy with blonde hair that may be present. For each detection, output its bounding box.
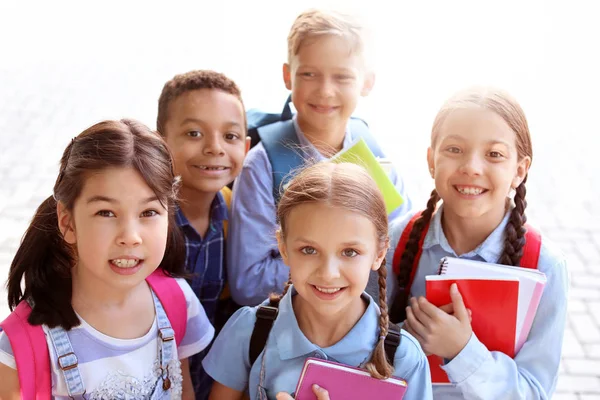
[228,9,412,306]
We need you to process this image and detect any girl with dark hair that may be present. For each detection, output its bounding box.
[0,119,214,399]
[387,87,568,399]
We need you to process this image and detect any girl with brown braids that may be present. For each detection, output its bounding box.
[202,162,432,400]
[385,87,569,399]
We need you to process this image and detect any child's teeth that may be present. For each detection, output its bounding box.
[111,259,139,268]
[315,286,341,294]
[458,187,483,195]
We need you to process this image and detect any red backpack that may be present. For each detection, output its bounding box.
[392,211,542,298]
[0,269,187,400]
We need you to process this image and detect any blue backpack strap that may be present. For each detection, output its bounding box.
[257,120,306,202]
[348,117,385,158]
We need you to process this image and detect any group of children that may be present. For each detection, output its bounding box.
[0,8,568,400]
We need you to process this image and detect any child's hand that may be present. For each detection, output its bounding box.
[276,384,330,400]
[405,283,472,360]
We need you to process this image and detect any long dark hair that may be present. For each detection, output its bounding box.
[7,119,186,329]
[390,87,534,323]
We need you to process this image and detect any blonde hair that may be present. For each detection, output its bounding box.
[274,162,394,379]
[391,86,534,322]
[287,9,367,65]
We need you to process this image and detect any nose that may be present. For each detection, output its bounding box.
[459,152,484,176]
[117,219,142,247]
[202,133,225,156]
[316,256,341,281]
[318,77,336,98]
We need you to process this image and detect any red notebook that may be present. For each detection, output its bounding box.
[425,276,519,384]
[294,357,408,399]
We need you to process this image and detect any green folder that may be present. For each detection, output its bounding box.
[329,138,404,215]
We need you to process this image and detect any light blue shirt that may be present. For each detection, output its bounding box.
[385,206,569,399]
[202,286,433,400]
[228,118,413,306]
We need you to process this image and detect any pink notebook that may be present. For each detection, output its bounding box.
[294,357,408,400]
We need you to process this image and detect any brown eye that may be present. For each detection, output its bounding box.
[301,246,317,255]
[342,249,358,257]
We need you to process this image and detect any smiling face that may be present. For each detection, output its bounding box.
[277,201,386,317]
[428,107,530,221]
[58,166,170,291]
[283,35,374,135]
[163,88,248,195]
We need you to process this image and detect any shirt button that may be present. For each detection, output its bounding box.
[311,350,327,359]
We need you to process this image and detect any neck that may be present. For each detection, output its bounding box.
[441,204,508,256]
[297,116,347,157]
[178,185,215,221]
[71,267,148,311]
[293,294,367,348]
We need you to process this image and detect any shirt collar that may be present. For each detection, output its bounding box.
[175,191,228,229]
[271,285,379,367]
[422,204,511,263]
[292,116,354,161]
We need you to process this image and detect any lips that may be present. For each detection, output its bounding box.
[194,165,230,171]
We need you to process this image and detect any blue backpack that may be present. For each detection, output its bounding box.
[246,95,386,201]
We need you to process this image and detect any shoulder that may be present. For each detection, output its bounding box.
[394,328,427,365]
[174,278,196,308]
[244,142,271,171]
[536,234,569,289]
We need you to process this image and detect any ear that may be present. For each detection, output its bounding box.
[276,230,289,265]
[57,201,76,245]
[282,63,292,91]
[512,156,531,188]
[372,238,389,271]
[427,147,435,178]
[360,71,375,97]
[245,136,251,154]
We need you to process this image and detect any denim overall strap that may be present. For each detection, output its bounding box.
[47,325,86,398]
[152,290,176,390]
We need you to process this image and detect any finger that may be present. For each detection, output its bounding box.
[313,384,331,400]
[276,393,294,400]
[410,297,433,327]
[405,304,429,340]
[438,302,455,314]
[417,296,449,321]
[450,283,470,322]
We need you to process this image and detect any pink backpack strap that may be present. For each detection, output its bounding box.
[0,301,52,399]
[520,224,542,269]
[146,269,187,347]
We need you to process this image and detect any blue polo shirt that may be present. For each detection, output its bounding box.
[203,286,432,400]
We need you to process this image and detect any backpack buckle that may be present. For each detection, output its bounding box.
[256,305,278,321]
[159,327,175,342]
[57,352,78,371]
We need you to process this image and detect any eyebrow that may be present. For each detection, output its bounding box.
[442,134,511,147]
[293,237,366,247]
[180,118,243,129]
[86,195,160,205]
